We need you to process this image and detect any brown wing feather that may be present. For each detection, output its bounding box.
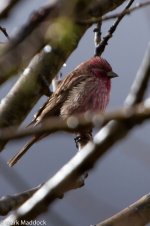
[33,70,90,124]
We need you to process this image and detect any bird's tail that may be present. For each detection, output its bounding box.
[8,136,40,167]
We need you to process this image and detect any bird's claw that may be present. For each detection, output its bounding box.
[74,136,81,148]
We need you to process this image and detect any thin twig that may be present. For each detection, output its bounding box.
[103,1,150,21]
[81,1,150,24]
[94,20,102,56]
[95,0,135,56]
[94,21,102,47]
[0,26,10,40]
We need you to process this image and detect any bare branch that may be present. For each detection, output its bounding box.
[82,1,150,23]
[94,20,102,56]
[0,185,41,216]
[0,2,62,85]
[0,102,149,142]
[103,1,150,21]
[0,174,86,216]
[95,193,150,226]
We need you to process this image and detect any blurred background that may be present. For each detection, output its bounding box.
[0,0,150,225]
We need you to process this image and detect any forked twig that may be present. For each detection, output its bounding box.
[95,0,135,56]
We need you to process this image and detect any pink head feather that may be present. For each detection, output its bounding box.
[88,56,112,72]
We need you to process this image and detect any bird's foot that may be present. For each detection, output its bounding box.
[74,132,93,149]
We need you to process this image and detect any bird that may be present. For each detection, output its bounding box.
[8,56,118,167]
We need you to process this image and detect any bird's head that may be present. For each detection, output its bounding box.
[85,56,118,79]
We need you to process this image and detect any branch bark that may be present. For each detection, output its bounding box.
[0,175,86,216]
[0,101,149,142]
[82,1,150,23]
[0,185,41,216]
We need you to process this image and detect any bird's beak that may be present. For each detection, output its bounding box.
[107,71,118,79]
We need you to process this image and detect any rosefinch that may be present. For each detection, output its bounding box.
[8,56,118,166]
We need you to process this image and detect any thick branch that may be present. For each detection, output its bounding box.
[96,194,150,226]
[0,1,66,86]
[0,175,85,216]
[0,102,149,141]
[0,185,41,216]
[94,21,102,55]
[0,2,73,85]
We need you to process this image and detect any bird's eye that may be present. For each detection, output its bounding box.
[92,68,106,77]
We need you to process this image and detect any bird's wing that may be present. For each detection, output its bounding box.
[32,71,88,125]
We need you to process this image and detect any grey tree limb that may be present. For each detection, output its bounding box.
[0,185,41,216]
[82,1,150,23]
[0,101,149,142]
[0,171,85,216]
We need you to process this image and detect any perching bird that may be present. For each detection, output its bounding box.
[8,56,118,167]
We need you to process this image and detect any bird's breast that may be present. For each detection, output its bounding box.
[60,76,111,118]
[85,77,110,112]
